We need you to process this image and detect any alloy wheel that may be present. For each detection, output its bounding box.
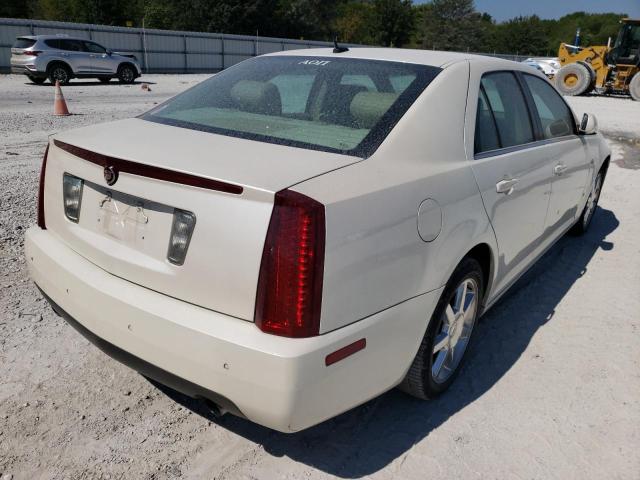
[583,173,603,229]
[52,67,69,84]
[120,67,134,83]
[431,278,478,384]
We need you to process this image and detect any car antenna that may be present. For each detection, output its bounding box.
[333,36,349,54]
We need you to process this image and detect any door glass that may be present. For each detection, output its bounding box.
[481,72,534,148]
[84,41,107,54]
[475,87,501,154]
[523,74,574,139]
[61,40,84,52]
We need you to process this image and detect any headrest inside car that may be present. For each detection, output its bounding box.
[350,92,399,129]
[231,80,282,115]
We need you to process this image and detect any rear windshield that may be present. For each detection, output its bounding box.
[142,56,441,157]
[13,38,36,49]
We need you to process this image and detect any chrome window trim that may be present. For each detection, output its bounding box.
[473,134,579,160]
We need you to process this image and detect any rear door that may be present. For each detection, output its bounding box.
[469,71,554,295]
[521,73,590,236]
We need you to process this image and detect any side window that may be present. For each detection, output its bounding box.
[84,41,107,54]
[269,74,315,114]
[44,39,61,49]
[474,87,501,154]
[523,74,574,138]
[481,72,534,149]
[60,40,84,52]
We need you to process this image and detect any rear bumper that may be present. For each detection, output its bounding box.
[25,226,441,432]
[11,65,45,77]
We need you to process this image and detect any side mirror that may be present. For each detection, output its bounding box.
[578,112,597,135]
[106,49,112,56]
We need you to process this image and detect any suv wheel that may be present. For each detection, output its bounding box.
[117,65,136,84]
[48,64,71,85]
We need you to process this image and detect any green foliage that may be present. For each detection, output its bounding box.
[370,0,415,47]
[6,0,631,56]
[416,0,488,51]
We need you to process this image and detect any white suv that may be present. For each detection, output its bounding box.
[11,35,142,85]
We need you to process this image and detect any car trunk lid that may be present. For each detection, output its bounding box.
[43,118,360,320]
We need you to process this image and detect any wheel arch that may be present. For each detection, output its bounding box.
[46,60,73,75]
[118,61,137,73]
[462,243,494,308]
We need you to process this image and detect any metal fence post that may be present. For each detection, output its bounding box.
[139,31,146,73]
[183,34,188,73]
[221,35,225,70]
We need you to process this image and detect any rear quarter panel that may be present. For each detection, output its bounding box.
[294,61,498,334]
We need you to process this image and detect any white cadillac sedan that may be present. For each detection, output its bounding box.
[26,48,610,432]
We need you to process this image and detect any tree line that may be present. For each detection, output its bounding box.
[1,0,629,56]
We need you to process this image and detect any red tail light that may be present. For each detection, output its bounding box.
[27,50,42,56]
[37,145,49,229]
[255,189,325,338]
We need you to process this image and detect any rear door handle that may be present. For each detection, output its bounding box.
[496,178,519,195]
[554,163,568,175]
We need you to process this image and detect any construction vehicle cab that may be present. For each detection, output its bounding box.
[555,18,640,100]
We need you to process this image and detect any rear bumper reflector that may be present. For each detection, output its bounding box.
[325,338,366,366]
[53,139,243,195]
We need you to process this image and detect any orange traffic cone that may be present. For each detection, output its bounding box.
[53,80,70,116]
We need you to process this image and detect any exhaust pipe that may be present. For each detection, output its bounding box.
[202,399,227,418]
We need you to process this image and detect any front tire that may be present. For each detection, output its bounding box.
[117,65,136,84]
[399,257,484,399]
[555,63,592,96]
[571,170,604,235]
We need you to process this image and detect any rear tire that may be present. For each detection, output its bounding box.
[47,64,71,85]
[630,73,640,101]
[571,170,604,235]
[117,65,136,84]
[28,76,46,85]
[555,63,592,96]
[98,77,111,84]
[399,257,484,399]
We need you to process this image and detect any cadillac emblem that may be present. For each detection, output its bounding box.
[104,165,118,186]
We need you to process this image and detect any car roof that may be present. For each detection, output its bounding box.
[17,35,92,41]
[264,47,518,69]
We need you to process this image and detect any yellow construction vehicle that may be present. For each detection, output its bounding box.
[555,18,640,100]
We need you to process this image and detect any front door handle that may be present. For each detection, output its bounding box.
[554,163,568,175]
[496,178,519,195]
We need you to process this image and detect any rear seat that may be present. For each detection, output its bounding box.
[350,91,399,129]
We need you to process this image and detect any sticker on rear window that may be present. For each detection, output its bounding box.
[298,59,330,66]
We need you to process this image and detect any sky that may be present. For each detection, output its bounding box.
[414,0,640,22]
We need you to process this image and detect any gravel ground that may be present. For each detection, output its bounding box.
[1,74,639,480]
